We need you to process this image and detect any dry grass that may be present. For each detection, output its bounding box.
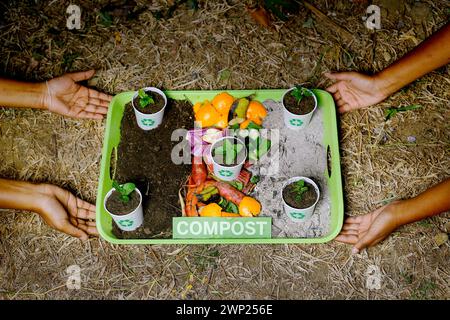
[0,0,449,299]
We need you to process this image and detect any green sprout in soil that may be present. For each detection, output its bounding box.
[385,104,422,120]
[214,139,244,165]
[112,180,136,203]
[291,86,312,104]
[292,180,309,203]
[138,89,155,109]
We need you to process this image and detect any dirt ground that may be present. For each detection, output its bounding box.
[0,0,449,299]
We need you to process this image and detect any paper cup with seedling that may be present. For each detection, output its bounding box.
[132,87,167,130]
[282,86,318,130]
[210,136,247,182]
[281,177,320,222]
[104,181,144,231]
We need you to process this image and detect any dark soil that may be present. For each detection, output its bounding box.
[133,90,165,114]
[282,180,318,209]
[112,99,193,239]
[212,138,246,167]
[105,189,141,215]
[283,92,315,115]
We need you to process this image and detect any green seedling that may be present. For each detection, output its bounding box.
[214,139,244,165]
[112,180,136,203]
[291,86,313,104]
[138,89,155,108]
[385,105,422,120]
[292,180,309,203]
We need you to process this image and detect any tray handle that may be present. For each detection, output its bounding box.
[326,144,332,179]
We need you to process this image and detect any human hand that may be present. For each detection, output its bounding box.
[37,184,99,240]
[325,72,388,113]
[43,70,112,120]
[335,202,402,253]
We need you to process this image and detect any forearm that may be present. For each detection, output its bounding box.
[0,78,47,109]
[393,178,450,227]
[0,178,45,212]
[375,23,450,97]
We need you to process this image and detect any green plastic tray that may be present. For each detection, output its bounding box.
[96,89,343,244]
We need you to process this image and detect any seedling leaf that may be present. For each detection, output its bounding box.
[385,105,422,120]
[137,89,155,108]
[112,180,135,203]
[293,180,309,202]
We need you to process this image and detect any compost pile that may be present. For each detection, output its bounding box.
[113,99,192,239]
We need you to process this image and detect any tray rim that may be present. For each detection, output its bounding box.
[96,89,343,244]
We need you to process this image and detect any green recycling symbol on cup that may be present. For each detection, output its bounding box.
[219,169,233,177]
[118,219,134,227]
[141,118,155,127]
[290,212,305,219]
[289,119,304,127]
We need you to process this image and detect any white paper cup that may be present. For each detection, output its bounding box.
[104,187,144,231]
[131,87,167,130]
[282,87,318,130]
[282,177,320,222]
[210,136,247,182]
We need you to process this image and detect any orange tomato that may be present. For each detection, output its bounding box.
[195,101,221,127]
[238,196,261,217]
[212,92,234,115]
[246,101,267,124]
[199,203,222,217]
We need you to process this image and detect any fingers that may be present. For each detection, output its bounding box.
[342,223,360,232]
[339,229,359,236]
[76,208,96,220]
[67,69,96,82]
[88,97,110,107]
[61,222,89,241]
[88,88,112,103]
[76,198,96,212]
[338,104,352,113]
[77,223,99,236]
[335,234,359,245]
[77,111,104,120]
[85,104,108,115]
[326,82,339,94]
[77,219,96,227]
[352,231,377,254]
[346,215,362,224]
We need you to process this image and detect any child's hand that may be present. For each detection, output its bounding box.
[335,202,402,253]
[43,70,112,120]
[325,72,388,113]
[37,184,98,240]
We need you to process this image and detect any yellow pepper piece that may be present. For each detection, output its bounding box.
[195,100,221,127]
[199,203,222,217]
[239,196,262,217]
[193,102,202,114]
[212,92,234,115]
[240,119,251,129]
[246,101,267,124]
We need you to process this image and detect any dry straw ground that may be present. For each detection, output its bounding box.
[0,0,449,299]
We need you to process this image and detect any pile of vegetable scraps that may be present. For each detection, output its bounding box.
[182,92,271,218]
